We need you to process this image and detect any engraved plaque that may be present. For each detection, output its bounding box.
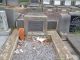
[28,21,43,31]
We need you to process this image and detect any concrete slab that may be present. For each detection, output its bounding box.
[47,31,73,60]
[0,36,8,48]
[0,29,18,60]
[0,29,11,36]
[67,34,80,56]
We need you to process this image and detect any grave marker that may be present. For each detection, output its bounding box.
[0,10,11,36]
[0,11,8,31]
[24,13,47,36]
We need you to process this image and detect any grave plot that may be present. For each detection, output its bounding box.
[12,36,58,60]
[12,13,59,60]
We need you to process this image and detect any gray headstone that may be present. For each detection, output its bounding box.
[57,13,71,34]
[24,13,47,36]
[0,10,11,36]
[0,11,8,31]
[5,8,20,28]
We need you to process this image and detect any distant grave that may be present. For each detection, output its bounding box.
[54,0,61,5]
[43,0,51,5]
[57,12,80,34]
[65,0,71,6]
[31,0,39,3]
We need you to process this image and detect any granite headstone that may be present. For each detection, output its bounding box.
[0,10,11,36]
[57,13,71,34]
[24,13,47,36]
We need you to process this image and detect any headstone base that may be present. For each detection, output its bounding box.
[58,32,68,41]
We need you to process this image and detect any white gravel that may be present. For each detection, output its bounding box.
[12,39,58,60]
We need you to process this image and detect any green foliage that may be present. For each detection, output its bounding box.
[0,0,2,3]
[19,0,29,2]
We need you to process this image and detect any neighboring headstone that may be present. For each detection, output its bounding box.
[65,0,71,6]
[24,13,47,36]
[0,10,11,36]
[16,14,57,30]
[57,13,71,40]
[0,11,8,31]
[54,0,61,5]
[57,13,71,33]
[43,0,51,5]
[5,8,20,28]
[57,12,80,40]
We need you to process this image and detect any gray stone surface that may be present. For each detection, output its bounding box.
[0,29,11,36]
[0,36,8,49]
[24,13,47,36]
[67,34,80,56]
[57,13,71,33]
[47,21,57,29]
[0,10,9,31]
[5,8,20,28]
[63,41,80,60]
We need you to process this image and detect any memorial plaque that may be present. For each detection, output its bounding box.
[28,21,43,31]
[69,15,80,33]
